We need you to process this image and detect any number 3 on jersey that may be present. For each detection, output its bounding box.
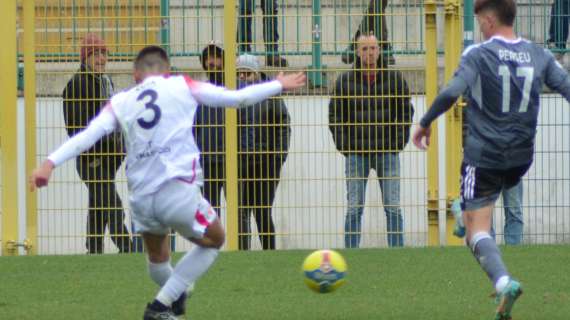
[137,89,161,129]
[498,65,534,113]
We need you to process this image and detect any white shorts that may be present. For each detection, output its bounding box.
[130,179,217,240]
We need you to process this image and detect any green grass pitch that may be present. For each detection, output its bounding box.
[1,246,569,319]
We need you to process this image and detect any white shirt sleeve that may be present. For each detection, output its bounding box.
[48,106,118,167]
[185,76,283,108]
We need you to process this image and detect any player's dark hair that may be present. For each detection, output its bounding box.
[134,45,169,69]
[474,0,516,26]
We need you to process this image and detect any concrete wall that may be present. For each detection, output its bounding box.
[13,94,570,255]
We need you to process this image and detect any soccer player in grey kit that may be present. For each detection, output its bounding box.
[413,0,570,319]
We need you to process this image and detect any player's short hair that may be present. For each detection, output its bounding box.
[474,0,516,26]
[134,45,169,69]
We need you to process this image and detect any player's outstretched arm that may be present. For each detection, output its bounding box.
[189,72,306,108]
[413,75,467,150]
[544,51,570,102]
[29,109,117,191]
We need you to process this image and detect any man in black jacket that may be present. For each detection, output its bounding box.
[236,54,290,250]
[194,43,227,216]
[329,34,414,248]
[62,33,133,253]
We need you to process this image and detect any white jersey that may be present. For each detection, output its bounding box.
[48,74,283,198]
[110,75,203,196]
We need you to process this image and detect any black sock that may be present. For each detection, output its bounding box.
[150,299,168,311]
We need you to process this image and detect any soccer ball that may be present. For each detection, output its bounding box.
[302,250,347,293]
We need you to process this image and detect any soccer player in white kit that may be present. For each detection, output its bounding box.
[29,46,306,319]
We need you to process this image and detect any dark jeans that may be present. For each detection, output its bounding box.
[549,0,570,49]
[350,0,389,49]
[238,0,279,54]
[76,155,132,254]
[202,157,226,211]
[238,153,286,250]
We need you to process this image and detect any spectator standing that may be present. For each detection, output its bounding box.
[329,34,414,248]
[194,43,227,214]
[235,54,291,250]
[498,182,524,245]
[342,0,394,65]
[547,0,570,63]
[238,0,289,67]
[62,33,133,253]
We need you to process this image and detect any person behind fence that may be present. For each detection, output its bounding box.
[497,182,524,245]
[547,0,570,64]
[329,33,414,248]
[236,54,290,250]
[194,43,227,215]
[62,33,133,254]
[238,0,288,67]
[341,0,395,65]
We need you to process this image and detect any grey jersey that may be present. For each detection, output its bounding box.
[457,36,570,169]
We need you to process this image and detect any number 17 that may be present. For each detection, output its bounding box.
[498,65,534,113]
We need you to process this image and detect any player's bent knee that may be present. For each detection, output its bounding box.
[205,220,225,248]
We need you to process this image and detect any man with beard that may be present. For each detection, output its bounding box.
[235,54,290,250]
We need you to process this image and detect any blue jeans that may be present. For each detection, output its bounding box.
[549,0,570,49]
[491,182,524,245]
[345,153,403,248]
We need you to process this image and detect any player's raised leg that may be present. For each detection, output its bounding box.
[145,219,224,320]
[143,180,224,320]
[464,204,522,320]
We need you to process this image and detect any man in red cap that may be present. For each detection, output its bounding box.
[62,33,134,254]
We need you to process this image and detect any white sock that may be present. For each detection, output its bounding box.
[495,275,510,293]
[156,246,218,306]
[148,259,173,287]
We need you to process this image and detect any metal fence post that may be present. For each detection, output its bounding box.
[24,0,38,255]
[160,0,170,54]
[308,0,326,87]
[159,0,175,252]
[425,0,440,246]
[224,0,239,251]
[0,0,19,256]
[463,0,474,48]
[444,0,464,246]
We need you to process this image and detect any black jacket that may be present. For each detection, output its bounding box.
[328,68,414,155]
[194,72,226,164]
[194,75,290,164]
[62,64,122,157]
[237,79,290,156]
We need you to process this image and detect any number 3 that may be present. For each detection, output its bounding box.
[137,89,161,129]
